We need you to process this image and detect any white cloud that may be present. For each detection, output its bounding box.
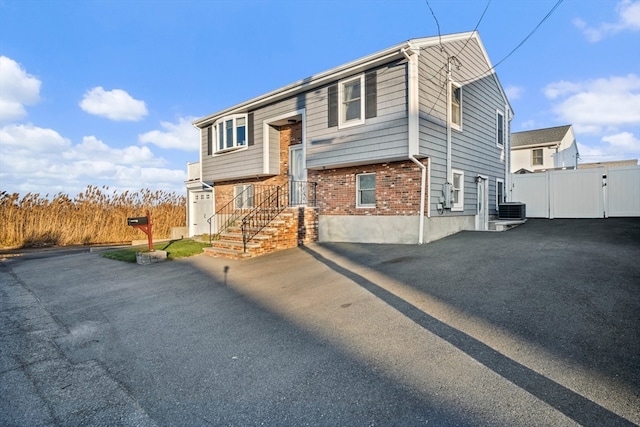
[0,124,185,196]
[602,131,640,152]
[138,117,199,151]
[574,0,640,42]
[79,87,148,121]
[0,56,41,123]
[504,85,524,100]
[544,74,640,134]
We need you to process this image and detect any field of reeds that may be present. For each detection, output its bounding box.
[0,185,186,248]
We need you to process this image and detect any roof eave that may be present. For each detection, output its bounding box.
[193,41,412,128]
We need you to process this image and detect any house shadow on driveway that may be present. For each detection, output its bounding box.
[302,218,640,427]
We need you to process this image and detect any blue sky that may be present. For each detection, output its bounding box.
[1,0,639,197]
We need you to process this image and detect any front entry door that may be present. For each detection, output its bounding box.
[289,145,306,205]
[477,177,488,231]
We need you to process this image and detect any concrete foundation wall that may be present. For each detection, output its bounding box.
[319,214,476,244]
[423,215,475,243]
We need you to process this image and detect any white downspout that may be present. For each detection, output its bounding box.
[402,46,426,244]
[505,104,511,202]
[446,58,452,185]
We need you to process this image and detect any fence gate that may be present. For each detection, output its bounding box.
[511,166,640,218]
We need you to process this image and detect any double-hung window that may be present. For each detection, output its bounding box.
[356,173,376,208]
[496,110,504,147]
[339,75,365,128]
[327,71,377,129]
[532,148,543,166]
[452,169,464,211]
[214,115,247,153]
[450,82,462,130]
[234,184,254,209]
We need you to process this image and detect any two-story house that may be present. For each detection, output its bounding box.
[511,125,579,173]
[186,31,513,256]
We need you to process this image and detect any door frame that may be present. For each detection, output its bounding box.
[476,175,489,231]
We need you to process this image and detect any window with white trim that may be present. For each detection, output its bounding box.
[496,110,504,147]
[339,75,365,128]
[452,169,464,211]
[356,173,376,208]
[450,82,462,130]
[496,178,505,207]
[214,115,247,153]
[234,184,254,209]
[532,148,543,166]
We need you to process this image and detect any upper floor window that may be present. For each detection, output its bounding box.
[328,71,377,129]
[450,82,462,130]
[340,75,364,127]
[214,115,247,154]
[356,173,376,208]
[452,169,464,211]
[532,148,543,166]
[496,111,504,147]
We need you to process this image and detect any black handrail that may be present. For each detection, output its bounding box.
[207,185,276,244]
[240,181,317,252]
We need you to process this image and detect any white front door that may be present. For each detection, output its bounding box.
[477,177,489,231]
[289,145,306,205]
[191,190,214,236]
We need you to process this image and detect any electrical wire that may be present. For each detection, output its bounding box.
[456,0,565,83]
[424,0,444,53]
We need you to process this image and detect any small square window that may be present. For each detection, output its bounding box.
[356,173,376,208]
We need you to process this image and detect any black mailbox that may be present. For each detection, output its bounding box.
[127,216,148,226]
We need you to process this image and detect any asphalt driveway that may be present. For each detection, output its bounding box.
[1,218,639,426]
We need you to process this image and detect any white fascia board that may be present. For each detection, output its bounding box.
[418,31,514,118]
[193,44,410,128]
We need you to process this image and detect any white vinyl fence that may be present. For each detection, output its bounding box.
[511,166,640,218]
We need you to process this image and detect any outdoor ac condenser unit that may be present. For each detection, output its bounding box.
[498,202,526,220]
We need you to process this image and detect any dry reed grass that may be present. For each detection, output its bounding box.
[0,185,186,248]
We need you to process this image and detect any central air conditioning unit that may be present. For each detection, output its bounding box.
[498,202,526,220]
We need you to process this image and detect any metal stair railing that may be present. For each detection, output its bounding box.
[241,184,288,253]
[206,185,275,244]
[240,181,317,253]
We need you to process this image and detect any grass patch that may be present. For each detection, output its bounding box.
[101,239,209,263]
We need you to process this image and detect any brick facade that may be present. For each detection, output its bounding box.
[308,160,428,216]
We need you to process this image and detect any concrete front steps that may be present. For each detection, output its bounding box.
[489,219,527,231]
[203,211,298,260]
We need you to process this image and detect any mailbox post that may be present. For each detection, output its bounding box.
[127,210,153,251]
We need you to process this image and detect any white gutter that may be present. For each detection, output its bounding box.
[402,46,426,244]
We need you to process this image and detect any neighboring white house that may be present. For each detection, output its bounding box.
[511,125,579,173]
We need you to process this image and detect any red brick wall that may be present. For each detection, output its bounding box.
[308,160,428,216]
